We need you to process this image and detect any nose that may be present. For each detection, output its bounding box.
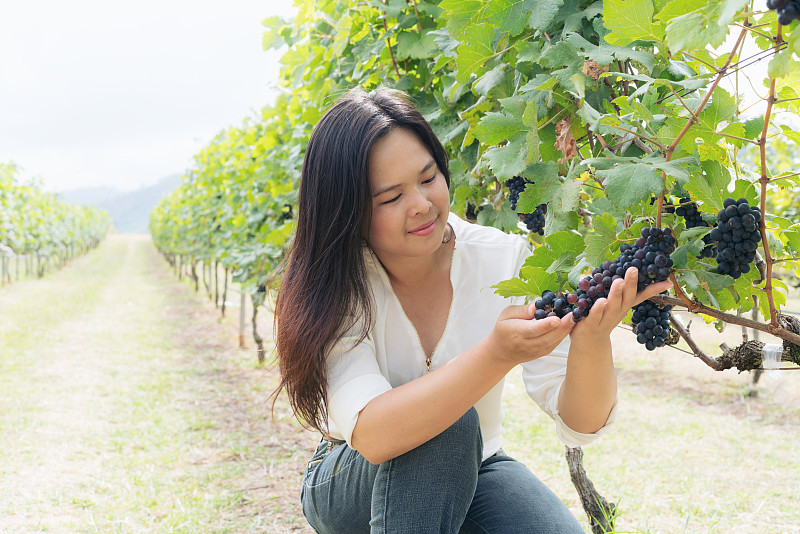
[408,186,433,217]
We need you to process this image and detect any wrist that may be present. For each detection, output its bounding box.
[569,335,612,358]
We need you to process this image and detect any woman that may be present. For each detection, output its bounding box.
[274,88,671,533]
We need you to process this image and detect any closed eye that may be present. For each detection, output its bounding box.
[381,194,401,205]
[422,174,436,184]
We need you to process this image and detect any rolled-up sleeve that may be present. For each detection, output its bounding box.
[325,326,392,446]
[520,338,617,448]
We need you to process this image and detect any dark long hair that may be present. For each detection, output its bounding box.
[273,88,450,433]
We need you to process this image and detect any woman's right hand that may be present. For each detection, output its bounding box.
[486,304,575,366]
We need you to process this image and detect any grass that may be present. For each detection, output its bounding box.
[501,313,800,534]
[0,235,315,534]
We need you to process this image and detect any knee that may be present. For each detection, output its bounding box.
[448,406,480,440]
[431,406,482,459]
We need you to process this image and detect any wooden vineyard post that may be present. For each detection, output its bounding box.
[239,289,246,349]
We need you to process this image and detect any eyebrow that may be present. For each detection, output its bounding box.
[372,159,437,197]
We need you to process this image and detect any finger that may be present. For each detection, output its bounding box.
[498,304,536,321]
[620,267,640,308]
[603,276,628,317]
[528,312,574,335]
[581,297,607,327]
[532,315,575,345]
[522,315,564,335]
[633,279,674,306]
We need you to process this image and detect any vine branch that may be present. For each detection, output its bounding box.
[757,24,784,327]
[656,24,749,228]
[648,294,800,347]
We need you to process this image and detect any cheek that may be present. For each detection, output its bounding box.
[367,207,393,242]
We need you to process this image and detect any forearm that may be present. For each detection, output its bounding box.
[351,337,514,464]
[557,337,617,434]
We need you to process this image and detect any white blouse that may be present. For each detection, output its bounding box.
[325,213,616,460]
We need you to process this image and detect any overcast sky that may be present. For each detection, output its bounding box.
[0,0,296,193]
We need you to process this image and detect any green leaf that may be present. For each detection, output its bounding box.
[440,0,483,36]
[396,30,439,59]
[474,112,523,145]
[519,267,562,297]
[743,116,765,140]
[528,0,565,31]
[261,16,287,51]
[568,257,591,288]
[517,162,560,211]
[454,24,496,84]
[493,277,540,297]
[585,212,619,266]
[685,160,731,215]
[768,50,794,79]
[604,0,664,46]
[598,162,664,209]
[484,136,527,180]
[483,0,537,36]
[546,251,577,273]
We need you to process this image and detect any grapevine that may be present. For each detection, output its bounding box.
[146,2,800,530]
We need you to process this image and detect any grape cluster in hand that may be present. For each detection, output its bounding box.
[767,0,800,25]
[617,227,677,292]
[532,227,675,323]
[709,198,761,279]
[675,197,715,259]
[505,176,547,235]
[632,299,672,351]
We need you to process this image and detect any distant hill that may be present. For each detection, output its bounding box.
[60,175,181,234]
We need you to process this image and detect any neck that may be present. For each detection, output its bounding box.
[376,236,454,288]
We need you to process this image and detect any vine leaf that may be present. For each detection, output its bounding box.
[585,212,619,266]
[517,162,560,211]
[528,0,564,31]
[597,162,663,209]
[485,136,527,181]
[604,0,663,46]
[483,0,537,36]
[685,160,730,215]
[454,24,496,83]
[396,30,439,59]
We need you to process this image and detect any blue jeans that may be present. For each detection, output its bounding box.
[300,408,585,533]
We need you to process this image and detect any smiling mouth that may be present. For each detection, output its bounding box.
[409,218,437,234]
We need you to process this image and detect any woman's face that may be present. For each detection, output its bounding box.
[366,127,450,264]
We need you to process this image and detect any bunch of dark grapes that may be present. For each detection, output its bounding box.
[767,0,800,25]
[617,227,677,292]
[522,205,547,235]
[533,290,578,320]
[504,176,547,235]
[631,299,672,351]
[505,176,528,211]
[532,227,675,324]
[708,198,762,279]
[675,197,715,259]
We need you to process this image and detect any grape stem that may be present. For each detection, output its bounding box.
[757,24,784,327]
[655,23,749,229]
[648,294,800,348]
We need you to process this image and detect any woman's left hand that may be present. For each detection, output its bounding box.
[570,267,674,343]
